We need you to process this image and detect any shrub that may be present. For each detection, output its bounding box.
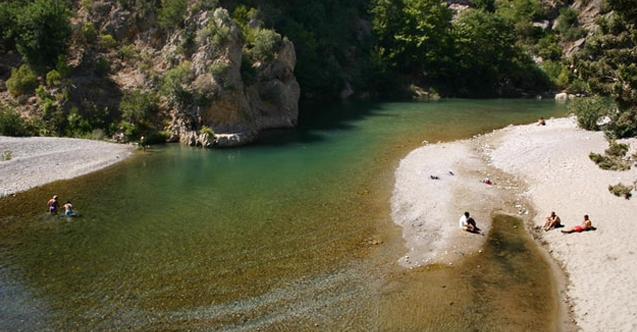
[568,96,610,131]
[250,28,281,62]
[589,140,632,171]
[119,89,158,124]
[608,183,633,199]
[100,34,117,50]
[201,125,214,135]
[81,22,98,45]
[6,64,39,97]
[95,56,111,76]
[15,0,72,67]
[0,106,31,136]
[158,0,187,29]
[118,44,137,61]
[46,69,62,86]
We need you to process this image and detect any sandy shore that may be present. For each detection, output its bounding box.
[0,136,135,197]
[392,116,637,331]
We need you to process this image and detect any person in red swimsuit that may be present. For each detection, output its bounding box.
[562,215,596,233]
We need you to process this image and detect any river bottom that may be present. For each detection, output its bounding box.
[379,213,558,332]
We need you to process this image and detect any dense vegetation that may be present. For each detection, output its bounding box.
[0,0,635,142]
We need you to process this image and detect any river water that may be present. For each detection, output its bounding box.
[0,99,567,331]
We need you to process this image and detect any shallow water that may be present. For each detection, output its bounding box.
[0,99,567,331]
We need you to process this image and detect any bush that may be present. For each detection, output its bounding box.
[6,64,39,97]
[158,0,186,29]
[81,22,98,45]
[119,89,158,124]
[15,0,72,67]
[46,69,62,86]
[100,34,117,50]
[0,106,32,136]
[608,183,633,199]
[589,140,631,171]
[568,96,610,131]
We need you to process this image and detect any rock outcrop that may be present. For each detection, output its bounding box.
[159,8,300,148]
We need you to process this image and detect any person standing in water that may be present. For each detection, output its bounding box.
[63,200,74,216]
[46,195,60,215]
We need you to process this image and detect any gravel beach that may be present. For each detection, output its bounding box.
[392,116,637,331]
[0,136,135,197]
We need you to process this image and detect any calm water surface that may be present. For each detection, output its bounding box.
[0,100,567,331]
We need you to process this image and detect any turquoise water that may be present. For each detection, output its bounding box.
[0,99,567,331]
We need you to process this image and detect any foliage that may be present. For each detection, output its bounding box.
[568,96,610,131]
[100,34,117,50]
[119,89,159,125]
[201,125,214,135]
[555,7,587,42]
[589,141,631,171]
[6,64,39,97]
[608,183,633,199]
[572,0,637,138]
[14,0,72,68]
[81,22,98,45]
[159,0,187,29]
[0,1,20,53]
[249,28,282,62]
[1,150,12,161]
[0,105,32,136]
[371,0,453,74]
[95,56,111,76]
[161,61,193,104]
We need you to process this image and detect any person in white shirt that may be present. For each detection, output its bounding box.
[459,211,483,235]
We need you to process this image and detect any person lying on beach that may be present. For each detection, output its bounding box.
[459,212,484,235]
[543,211,562,231]
[561,215,596,233]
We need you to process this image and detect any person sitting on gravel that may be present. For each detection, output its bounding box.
[543,211,562,231]
[562,215,596,233]
[459,211,484,235]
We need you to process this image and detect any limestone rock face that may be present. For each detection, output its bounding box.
[162,8,300,148]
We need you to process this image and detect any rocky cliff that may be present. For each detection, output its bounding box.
[1,1,300,148]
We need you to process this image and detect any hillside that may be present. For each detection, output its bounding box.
[3,0,636,147]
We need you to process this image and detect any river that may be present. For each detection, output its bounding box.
[0,99,568,331]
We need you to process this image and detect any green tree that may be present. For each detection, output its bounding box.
[572,0,637,138]
[14,0,72,68]
[371,0,453,74]
[450,9,518,96]
[159,0,187,29]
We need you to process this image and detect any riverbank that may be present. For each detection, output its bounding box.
[0,136,135,198]
[392,116,637,331]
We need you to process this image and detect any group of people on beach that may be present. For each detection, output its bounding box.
[45,195,75,216]
[459,210,596,236]
[543,211,596,233]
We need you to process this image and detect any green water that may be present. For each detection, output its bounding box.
[0,99,567,331]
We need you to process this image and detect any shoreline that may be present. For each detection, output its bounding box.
[0,136,135,198]
[392,116,637,331]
